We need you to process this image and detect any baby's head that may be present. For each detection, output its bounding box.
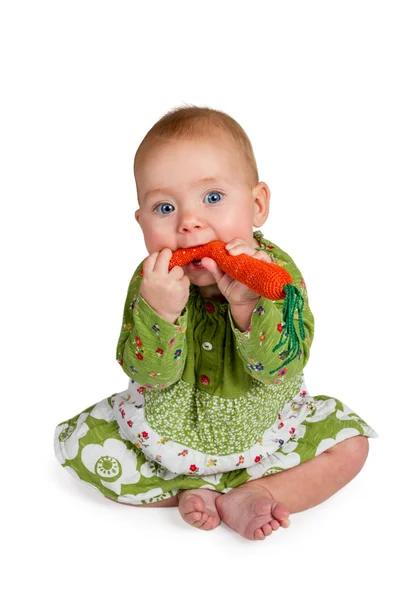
[133,105,270,288]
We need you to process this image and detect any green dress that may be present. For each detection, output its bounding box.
[54,230,377,504]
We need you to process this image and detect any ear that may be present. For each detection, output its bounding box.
[135,208,140,224]
[252,181,270,227]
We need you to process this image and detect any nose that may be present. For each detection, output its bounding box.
[177,208,204,233]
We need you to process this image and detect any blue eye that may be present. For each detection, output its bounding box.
[154,191,223,215]
[205,191,223,204]
[155,203,174,215]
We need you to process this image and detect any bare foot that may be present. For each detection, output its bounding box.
[178,488,222,531]
[215,487,290,540]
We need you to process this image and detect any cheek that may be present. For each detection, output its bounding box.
[219,206,252,228]
[141,227,169,254]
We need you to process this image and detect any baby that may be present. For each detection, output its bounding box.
[54,105,377,541]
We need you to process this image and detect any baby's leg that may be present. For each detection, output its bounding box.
[216,435,369,540]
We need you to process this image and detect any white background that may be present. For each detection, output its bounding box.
[1,1,398,598]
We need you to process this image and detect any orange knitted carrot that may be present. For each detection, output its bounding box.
[169,240,292,301]
[169,240,307,375]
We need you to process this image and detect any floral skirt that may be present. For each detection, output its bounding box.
[54,384,377,505]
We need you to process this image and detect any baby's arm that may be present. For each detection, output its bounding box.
[229,246,314,384]
[116,260,188,389]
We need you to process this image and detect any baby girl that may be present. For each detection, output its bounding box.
[54,105,377,540]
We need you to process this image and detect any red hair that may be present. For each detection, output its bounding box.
[133,104,259,201]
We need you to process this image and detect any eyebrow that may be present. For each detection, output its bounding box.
[143,177,225,202]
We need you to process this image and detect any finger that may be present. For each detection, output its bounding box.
[201,257,229,285]
[253,250,272,263]
[154,247,173,273]
[225,238,246,251]
[227,243,272,263]
[226,242,258,257]
[142,251,160,275]
[169,265,185,280]
[225,238,267,258]
[182,274,191,288]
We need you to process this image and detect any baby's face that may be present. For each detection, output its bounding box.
[134,135,269,287]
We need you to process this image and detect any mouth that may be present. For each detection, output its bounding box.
[186,259,205,270]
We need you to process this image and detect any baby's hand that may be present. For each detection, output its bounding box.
[200,238,272,306]
[140,248,191,324]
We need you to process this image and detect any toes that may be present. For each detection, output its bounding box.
[193,519,207,528]
[190,511,206,526]
[272,501,290,523]
[270,519,280,531]
[256,521,280,539]
[178,490,221,530]
[254,528,266,540]
[191,496,206,514]
[280,518,291,529]
[180,504,220,530]
[262,523,273,537]
[180,494,205,517]
[255,523,273,539]
[202,516,220,531]
[192,512,220,530]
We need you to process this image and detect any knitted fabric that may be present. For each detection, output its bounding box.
[169,241,292,301]
[169,240,306,373]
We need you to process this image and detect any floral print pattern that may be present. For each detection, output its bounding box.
[54,231,377,502]
[54,389,377,504]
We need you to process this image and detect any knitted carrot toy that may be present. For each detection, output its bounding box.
[169,241,306,374]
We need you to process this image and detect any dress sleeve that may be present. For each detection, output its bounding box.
[227,240,315,385]
[116,260,188,389]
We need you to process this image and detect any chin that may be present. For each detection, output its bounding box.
[186,269,214,280]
